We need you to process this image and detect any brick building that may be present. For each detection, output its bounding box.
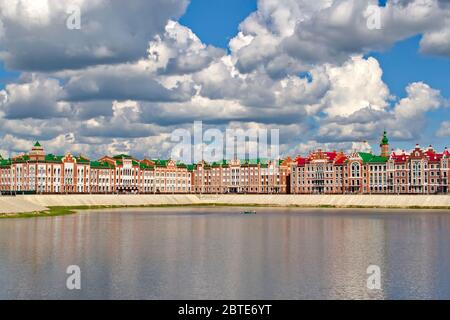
[1,132,449,195]
[0,142,192,194]
[291,132,450,194]
[192,157,293,194]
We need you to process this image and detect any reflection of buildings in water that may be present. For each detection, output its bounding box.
[384,215,440,299]
[315,214,387,299]
[0,210,449,299]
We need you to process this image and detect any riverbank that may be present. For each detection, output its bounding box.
[1,194,450,218]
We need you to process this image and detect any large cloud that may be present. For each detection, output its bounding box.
[0,75,72,119]
[321,56,390,117]
[420,17,450,56]
[0,0,189,71]
[150,21,226,75]
[283,0,445,63]
[0,0,449,160]
[62,66,195,102]
[78,101,162,138]
[316,81,446,143]
[231,0,450,76]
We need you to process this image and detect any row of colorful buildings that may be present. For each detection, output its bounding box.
[1,132,449,195]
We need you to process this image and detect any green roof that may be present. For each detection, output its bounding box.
[76,155,90,164]
[112,157,143,167]
[242,159,269,165]
[211,161,223,167]
[113,154,132,159]
[199,159,273,168]
[90,161,114,169]
[0,158,11,167]
[207,159,271,167]
[358,152,388,163]
[153,159,169,167]
[34,141,41,147]
[210,159,232,167]
[12,155,30,163]
[45,154,63,163]
[139,162,155,170]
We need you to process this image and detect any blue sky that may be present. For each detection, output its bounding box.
[182,0,450,150]
[370,35,450,99]
[180,0,450,150]
[182,1,449,103]
[180,0,257,49]
[0,0,449,158]
[0,62,18,90]
[369,35,450,149]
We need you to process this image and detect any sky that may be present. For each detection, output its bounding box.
[0,0,449,160]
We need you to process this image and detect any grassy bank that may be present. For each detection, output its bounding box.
[1,203,271,219]
[0,206,77,219]
[1,202,450,219]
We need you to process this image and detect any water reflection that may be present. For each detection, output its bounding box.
[0,208,449,299]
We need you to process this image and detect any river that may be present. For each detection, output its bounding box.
[0,207,449,299]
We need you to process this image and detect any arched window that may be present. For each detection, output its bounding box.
[351,163,361,178]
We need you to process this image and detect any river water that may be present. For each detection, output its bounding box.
[0,207,449,300]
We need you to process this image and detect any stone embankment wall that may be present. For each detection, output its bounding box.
[1,194,450,214]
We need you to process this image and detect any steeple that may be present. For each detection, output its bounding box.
[29,141,45,161]
[381,131,389,145]
[380,131,389,158]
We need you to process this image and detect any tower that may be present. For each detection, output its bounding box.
[29,141,45,161]
[380,131,389,158]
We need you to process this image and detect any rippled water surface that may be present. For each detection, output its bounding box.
[1,207,449,299]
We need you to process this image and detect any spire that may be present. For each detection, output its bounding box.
[380,131,389,146]
[34,141,42,147]
[380,131,389,158]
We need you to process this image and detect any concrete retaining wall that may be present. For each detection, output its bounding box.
[1,194,450,214]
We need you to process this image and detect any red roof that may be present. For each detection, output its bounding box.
[424,149,443,162]
[391,152,408,163]
[325,151,338,161]
[443,149,450,157]
[292,146,448,167]
[305,150,338,161]
[295,156,307,166]
[334,154,348,165]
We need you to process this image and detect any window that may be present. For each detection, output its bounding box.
[351,163,361,178]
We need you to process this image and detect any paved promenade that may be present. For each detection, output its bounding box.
[1,194,450,214]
